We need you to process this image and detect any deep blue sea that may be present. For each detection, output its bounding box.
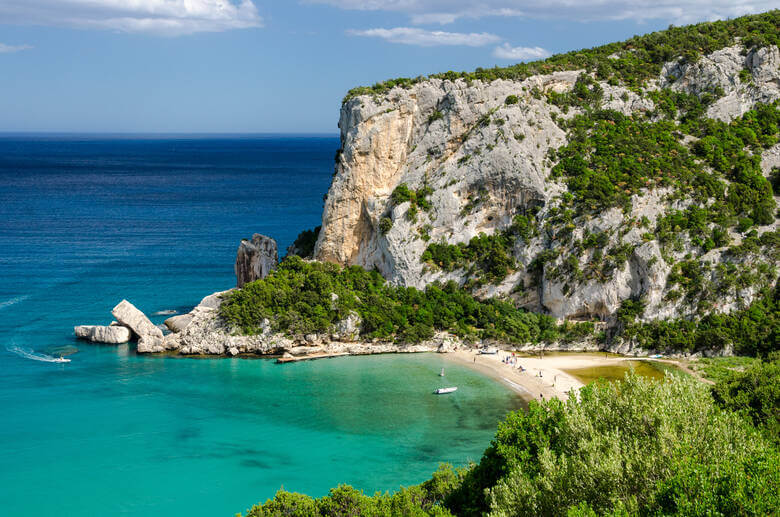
[0,135,521,516]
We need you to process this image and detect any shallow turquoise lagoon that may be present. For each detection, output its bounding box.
[0,136,521,516]
[1,350,520,516]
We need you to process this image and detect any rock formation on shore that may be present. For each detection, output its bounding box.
[76,15,780,358]
[235,234,278,288]
[74,324,131,344]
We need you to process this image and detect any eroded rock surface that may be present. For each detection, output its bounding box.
[112,299,163,340]
[235,234,278,288]
[312,43,780,324]
[74,325,132,344]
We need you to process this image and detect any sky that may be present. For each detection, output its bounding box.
[0,1,775,133]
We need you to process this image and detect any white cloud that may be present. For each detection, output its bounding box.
[493,43,550,60]
[0,0,262,36]
[348,27,501,47]
[311,1,775,24]
[0,43,33,53]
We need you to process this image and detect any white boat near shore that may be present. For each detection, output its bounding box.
[434,387,457,394]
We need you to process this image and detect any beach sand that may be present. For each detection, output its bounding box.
[444,349,669,403]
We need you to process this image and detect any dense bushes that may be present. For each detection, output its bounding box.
[219,256,591,344]
[712,353,780,445]
[421,214,538,285]
[243,478,458,517]
[623,283,780,355]
[287,226,320,258]
[241,374,780,517]
[552,110,700,212]
[343,12,779,102]
[421,233,516,285]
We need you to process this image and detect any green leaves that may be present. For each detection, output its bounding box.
[343,12,780,104]
[484,374,779,517]
[220,257,591,345]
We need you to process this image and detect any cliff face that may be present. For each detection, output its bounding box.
[235,234,278,288]
[314,44,780,324]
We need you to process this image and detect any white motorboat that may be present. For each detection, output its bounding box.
[434,387,458,394]
[439,367,445,377]
[53,357,71,363]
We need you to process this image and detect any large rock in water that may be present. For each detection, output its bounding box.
[111,299,163,339]
[235,234,278,288]
[164,314,193,333]
[74,324,132,344]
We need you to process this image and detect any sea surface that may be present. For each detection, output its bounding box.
[0,135,522,516]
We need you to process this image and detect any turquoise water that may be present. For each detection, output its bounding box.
[0,136,521,516]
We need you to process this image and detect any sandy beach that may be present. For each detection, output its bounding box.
[444,349,672,402]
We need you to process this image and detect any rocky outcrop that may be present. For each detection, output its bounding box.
[164,314,193,333]
[314,72,579,285]
[235,234,278,288]
[312,43,780,324]
[74,324,131,344]
[662,45,780,121]
[112,299,163,340]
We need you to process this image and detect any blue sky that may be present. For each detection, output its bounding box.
[0,1,774,133]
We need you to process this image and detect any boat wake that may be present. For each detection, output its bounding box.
[7,346,70,363]
[0,295,31,311]
[152,309,177,316]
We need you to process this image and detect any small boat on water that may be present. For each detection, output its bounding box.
[53,357,71,363]
[439,367,445,377]
[434,387,458,394]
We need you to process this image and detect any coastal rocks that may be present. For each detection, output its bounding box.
[330,312,361,341]
[164,314,193,333]
[137,333,181,354]
[112,299,163,340]
[235,234,278,288]
[74,324,132,344]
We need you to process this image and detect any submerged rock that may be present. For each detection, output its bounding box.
[111,299,163,340]
[74,325,132,344]
[235,234,278,288]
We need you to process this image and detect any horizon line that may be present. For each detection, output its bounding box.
[0,131,340,138]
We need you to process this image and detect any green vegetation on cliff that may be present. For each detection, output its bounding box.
[219,256,592,344]
[241,374,779,517]
[287,226,321,259]
[621,283,780,356]
[343,11,779,103]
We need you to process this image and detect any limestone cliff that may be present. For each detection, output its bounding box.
[314,43,780,326]
[235,234,278,288]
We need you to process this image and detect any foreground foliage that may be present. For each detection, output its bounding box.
[220,256,592,344]
[241,374,779,517]
[712,353,780,445]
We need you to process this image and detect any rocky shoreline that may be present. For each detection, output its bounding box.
[75,285,731,361]
[74,226,734,361]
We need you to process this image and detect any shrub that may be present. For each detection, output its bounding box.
[452,374,779,516]
[712,353,780,444]
[504,95,519,105]
[287,226,321,258]
[391,183,413,205]
[379,217,393,234]
[220,257,591,344]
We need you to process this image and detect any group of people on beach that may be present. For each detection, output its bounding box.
[501,352,526,372]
